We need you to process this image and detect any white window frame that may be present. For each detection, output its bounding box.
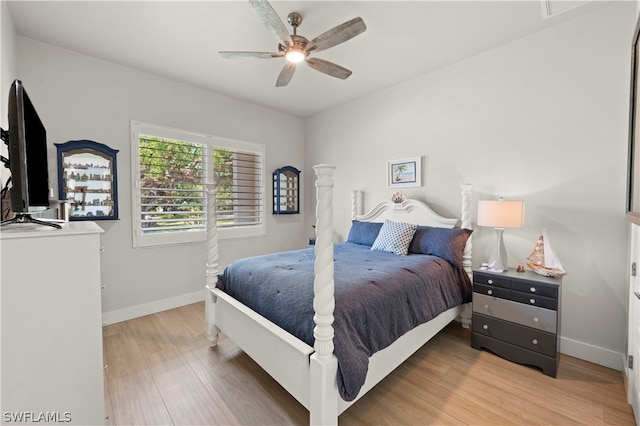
[131,121,266,248]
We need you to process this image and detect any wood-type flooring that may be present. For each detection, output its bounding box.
[102,302,636,425]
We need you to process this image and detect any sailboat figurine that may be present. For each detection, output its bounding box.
[526,228,566,277]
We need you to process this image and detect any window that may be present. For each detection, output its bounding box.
[131,121,265,248]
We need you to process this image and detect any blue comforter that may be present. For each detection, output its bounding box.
[217,242,472,401]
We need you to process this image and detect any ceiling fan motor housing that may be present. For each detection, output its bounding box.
[287,12,303,29]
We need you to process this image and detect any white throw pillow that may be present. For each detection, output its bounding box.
[370,220,418,256]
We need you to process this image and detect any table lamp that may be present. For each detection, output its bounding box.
[477,198,525,273]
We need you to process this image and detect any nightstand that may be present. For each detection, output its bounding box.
[471,268,562,377]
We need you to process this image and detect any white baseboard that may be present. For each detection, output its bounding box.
[102,290,205,325]
[560,335,625,371]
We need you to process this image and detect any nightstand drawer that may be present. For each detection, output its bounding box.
[510,291,558,310]
[471,333,559,377]
[473,293,557,332]
[511,279,558,299]
[473,283,511,299]
[472,313,557,357]
[473,272,511,289]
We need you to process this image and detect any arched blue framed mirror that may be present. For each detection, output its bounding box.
[273,166,300,214]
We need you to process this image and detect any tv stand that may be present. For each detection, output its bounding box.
[1,213,62,229]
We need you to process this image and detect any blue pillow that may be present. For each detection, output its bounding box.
[371,220,418,256]
[346,220,383,246]
[408,226,472,268]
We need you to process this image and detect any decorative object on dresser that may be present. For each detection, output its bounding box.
[55,140,119,221]
[273,165,300,214]
[387,156,421,188]
[526,228,566,277]
[471,268,561,377]
[476,198,525,273]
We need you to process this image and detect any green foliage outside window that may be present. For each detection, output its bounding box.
[139,136,233,233]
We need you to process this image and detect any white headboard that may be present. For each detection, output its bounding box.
[350,186,473,276]
[354,198,459,228]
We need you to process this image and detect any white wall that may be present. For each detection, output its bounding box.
[14,36,306,322]
[305,2,636,370]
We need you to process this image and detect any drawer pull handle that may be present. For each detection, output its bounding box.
[530,298,536,304]
[533,317,539,322]
[488,279,493,284]
[484,304,489,309]
[487,289,493,295]
[483,324,488,330]
[532,339,538,345]
[530,287,536,293]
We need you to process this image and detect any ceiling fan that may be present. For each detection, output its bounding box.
[219,0,367,87]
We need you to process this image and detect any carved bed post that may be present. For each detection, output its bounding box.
[460,183,473,277]
[351,190,363,219]
[310,164,339,426]
[205,182,220,346]
[351,190,358,220]
[460,183,473,328]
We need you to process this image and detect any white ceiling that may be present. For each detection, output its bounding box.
[7,0,608,118]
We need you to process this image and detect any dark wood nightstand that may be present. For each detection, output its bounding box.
[471,268,562,377]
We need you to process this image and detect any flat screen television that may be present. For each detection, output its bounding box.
[1,79,59,228]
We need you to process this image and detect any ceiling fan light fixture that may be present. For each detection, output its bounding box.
[285,49,306,63]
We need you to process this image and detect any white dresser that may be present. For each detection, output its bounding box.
[1,221,105,425]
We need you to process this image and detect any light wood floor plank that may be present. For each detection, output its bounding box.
[103,302,636,425]
[146,348,238,425]
[103,322,173,425]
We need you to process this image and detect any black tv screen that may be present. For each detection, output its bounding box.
[6,79,50,213]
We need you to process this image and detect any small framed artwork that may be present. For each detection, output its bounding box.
[387,156,421,188]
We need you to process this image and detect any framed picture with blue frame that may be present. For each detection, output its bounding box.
[387,156,421,188]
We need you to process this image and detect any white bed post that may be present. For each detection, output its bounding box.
[205,182,221,346]
[310,164,339,426]
[460,183,473,276]
[460,183,473,328]
[351,190,363,219]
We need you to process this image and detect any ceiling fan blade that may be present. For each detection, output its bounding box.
[249,0,293,47]
[307,17,366,53]
[276,63,296,87]
[305,58,352,80]
[219,51,283,59]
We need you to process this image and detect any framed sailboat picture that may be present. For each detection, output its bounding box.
[627,14,640,226]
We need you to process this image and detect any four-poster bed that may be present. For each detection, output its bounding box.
[205,164,473,425]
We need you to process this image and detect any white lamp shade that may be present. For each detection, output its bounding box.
[477,200,525,229]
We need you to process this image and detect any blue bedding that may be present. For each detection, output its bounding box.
[217,242,472,401]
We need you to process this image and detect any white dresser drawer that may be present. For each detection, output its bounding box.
[473,292,557,333]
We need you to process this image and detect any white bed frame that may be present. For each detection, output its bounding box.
[205,165,472,425]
